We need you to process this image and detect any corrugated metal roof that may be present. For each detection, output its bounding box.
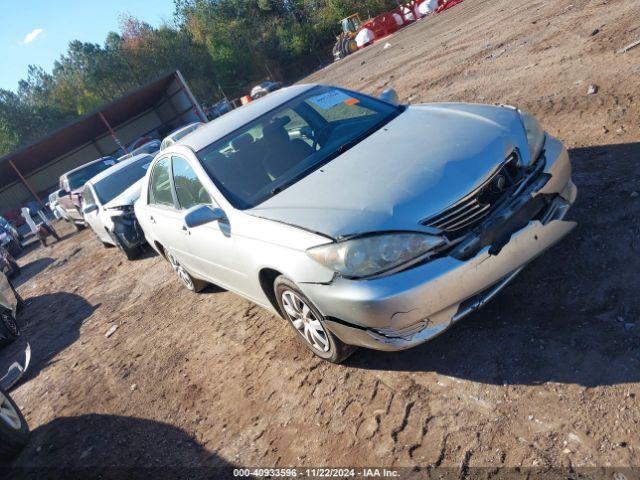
[0,71,180,186]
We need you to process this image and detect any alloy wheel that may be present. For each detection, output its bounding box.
[281,291,329,352]
[0,390,21,430]
[167,253,194,290]
[177,266,194,290]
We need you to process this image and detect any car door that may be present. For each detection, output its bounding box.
[170,155,247,291]
[144,156,190,264]
[82,185,110,243]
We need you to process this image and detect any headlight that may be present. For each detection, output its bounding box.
[518,110,545,161]
[307,233,445,278]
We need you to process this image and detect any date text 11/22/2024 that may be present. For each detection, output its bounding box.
[233,468,400,477]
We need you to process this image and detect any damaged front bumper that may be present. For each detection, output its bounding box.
[299,136,577,351]
[109,212,147,250]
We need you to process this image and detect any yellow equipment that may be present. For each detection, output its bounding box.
[332,14,361,61]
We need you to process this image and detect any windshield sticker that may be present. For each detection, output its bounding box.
[309,90,357,110]
[104,159,116,166]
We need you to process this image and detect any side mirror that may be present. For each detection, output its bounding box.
[379,88,399,105]
[83,204,98,215]
[184,205,225,228]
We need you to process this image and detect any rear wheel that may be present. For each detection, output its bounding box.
[166,252,207,292]
[0,388,30,461]
[274,276,356,363]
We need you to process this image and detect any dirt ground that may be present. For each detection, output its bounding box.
[4,0,640,476]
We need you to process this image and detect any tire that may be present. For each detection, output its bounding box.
[166,252,207,293]
[0,387,30,461]
[0,308,20,340]
[347,38,358,54]
[274,276,356,363]
[340,37,350,57]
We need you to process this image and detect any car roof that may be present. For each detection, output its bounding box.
[181,84,317,152]
[87,153,153,185]
[63,156,116,177]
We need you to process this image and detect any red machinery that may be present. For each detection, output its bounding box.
[333,0,465,60]
[359,0,421,46]
[435,0,465,13]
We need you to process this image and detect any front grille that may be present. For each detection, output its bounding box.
[423,152,522,234]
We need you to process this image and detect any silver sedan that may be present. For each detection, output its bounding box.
[135,84,577,363]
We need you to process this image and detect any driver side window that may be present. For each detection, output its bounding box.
[172,157,212,210]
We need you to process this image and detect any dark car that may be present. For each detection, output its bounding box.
[117,139,161,162]
[0,271,29,461]
[206,99,233,120]
[250,80,283,99]
[0,272,23,346]
[0,386,29,461]
[57,157,118,230]
[0,246,20,279]
[0,224,22,257]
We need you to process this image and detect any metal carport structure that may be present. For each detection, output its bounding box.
[0,70,206,221]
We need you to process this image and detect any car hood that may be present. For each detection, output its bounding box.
[249,103,531,239]
[104,180,144,210]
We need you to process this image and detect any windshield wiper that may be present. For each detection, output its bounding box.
[337,116,395,155]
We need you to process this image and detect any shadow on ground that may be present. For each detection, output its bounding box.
[12,258,54,288]
[5,414,236,479]
[0,292,97,385]
[347,142,640,387]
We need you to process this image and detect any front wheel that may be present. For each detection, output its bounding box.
[274,276,356,363]
[0,388,30,461]
[0,308,20,341]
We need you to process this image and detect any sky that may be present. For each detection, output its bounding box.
[0,0,177,92]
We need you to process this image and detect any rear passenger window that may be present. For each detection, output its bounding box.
[172,157,212,210]
[149,158,174,207]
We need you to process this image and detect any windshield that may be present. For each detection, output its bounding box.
[196,86,401,209]
[93,156,153,204]
[67,158,117,190]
